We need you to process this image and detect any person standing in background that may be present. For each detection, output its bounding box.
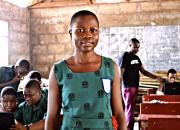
[118,38,162,130]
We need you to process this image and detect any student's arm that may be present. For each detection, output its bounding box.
[139,65,161,80]
[0,75,21,88]
[11,119,45,130]
[45,66,61,130]
[156,79,165,95]
[111,63,127,130]
[28,119,45,130]
[10,120,25,130]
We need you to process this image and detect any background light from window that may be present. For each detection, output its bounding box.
[0,38,8,66]
[0,20,8,66]
[0,20,8,36]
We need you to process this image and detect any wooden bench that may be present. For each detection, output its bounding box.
[142,95,180,103]
[138,103,180,130]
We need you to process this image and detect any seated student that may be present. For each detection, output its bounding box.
[12,79,47,130]
[26,70,48,87]
[157,69,180,95]
[26,70,48,98]
[18,70,48,104]
[0,86,17,112]
[0,59,30,92]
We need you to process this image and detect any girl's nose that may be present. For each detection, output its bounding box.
[83,31,92,39]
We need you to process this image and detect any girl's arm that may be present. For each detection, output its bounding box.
[45,66,61,130]
[111,63,127,130]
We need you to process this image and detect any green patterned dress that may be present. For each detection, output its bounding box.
[54,56,114,130]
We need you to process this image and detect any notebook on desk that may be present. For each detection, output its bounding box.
[0,112,15,130]
[163,82,180,95]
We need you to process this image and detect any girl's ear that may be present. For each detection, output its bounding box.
[69,29,72,38]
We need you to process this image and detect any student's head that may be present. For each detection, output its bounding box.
[69,10,99,52]
[26,70,42,83]
[15,59,30,79]
[23,79,42,106]
[0,86,17,112]
[129,38,140,54]
[167,69,177,83]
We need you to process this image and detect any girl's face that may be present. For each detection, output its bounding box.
[1,95,17,112]
[70,15,99,53]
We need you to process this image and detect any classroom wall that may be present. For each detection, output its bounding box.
[0,0,30,64]
[97,25,180,72]
[30,0,180,77]
[1,0,179,77]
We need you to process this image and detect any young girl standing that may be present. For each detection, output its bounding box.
[45,10,127,130]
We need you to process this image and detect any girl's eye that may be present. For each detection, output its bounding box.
[75,28,99,33]
[76,28,84,32]
[90,28,98,33]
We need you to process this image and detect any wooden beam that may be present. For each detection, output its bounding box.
[92,0,124,4]
[52,0,91,4]
[28,0,45,8]
[29,0,91,8]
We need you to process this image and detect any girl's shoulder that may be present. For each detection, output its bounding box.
[102,56,114,64]
[54,56,73,66]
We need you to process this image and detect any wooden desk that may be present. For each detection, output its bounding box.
[138,114,180,121]
[148,117,180,130]
[138,103,180,130]
[140,103,180,115]
[142,95,180,102]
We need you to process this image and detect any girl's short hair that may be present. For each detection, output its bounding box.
[70,10,99,29]
[1,86,16,97]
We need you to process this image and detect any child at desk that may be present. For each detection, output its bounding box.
[0,86,17,112]
[157,69,180,95]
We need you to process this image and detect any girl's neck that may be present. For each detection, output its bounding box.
[74,51,97,64]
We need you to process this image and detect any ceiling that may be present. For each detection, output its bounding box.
[3,0,128,8]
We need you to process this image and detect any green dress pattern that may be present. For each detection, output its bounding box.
[54,56,114,130]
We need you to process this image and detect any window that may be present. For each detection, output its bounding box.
[0,20,8,66]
